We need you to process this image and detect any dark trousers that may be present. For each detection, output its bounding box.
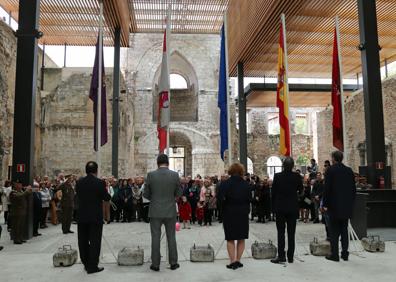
[62,207,73,233]
[142,203,149,223]
[204,208,213,225]
[131,202,142,221]
[275,212,297,259]
[4,209,9,224]
[329,217,349,258]
[40,207,48,227]
[189,201,197,223]
[110,203,121,222]
[150,217,178,267]
[11,214,25,242]
[77,223,103,270]
[33,208,41,235]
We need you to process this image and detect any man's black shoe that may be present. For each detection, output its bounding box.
[14,241,23,245]
[170,263,180,270]
[313,219,320,224]
[21,240,27,243]
[0,246,3,251]
[87,267,104,274]
[288,258,294,263]
[33,233,42,237]
[235,261,243,268]
[150,265,160,272]
[341,256,349,261]
[325,256,340,262]
[271,257,286,264]
[68,230,74,234]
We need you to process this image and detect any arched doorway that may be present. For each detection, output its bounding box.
[169,131,192,176]
[267,156,282,180]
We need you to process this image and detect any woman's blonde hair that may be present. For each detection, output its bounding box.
[227,163,245,177]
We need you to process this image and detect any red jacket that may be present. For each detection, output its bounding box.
[178,201,192,221]
[196,206,204,221]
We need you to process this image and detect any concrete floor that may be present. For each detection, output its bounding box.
[0,220,395,282]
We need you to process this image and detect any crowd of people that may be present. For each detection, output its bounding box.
[0,153,359,270]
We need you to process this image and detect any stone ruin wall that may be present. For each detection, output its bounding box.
[317,76,396,186]
[246,108,319,178]
[122,33,224,177]
[39,68,135,178]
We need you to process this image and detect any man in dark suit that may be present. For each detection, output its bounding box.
[76,161,111,274]
[271,157,303,264]
[323,151,356,262]
[143,154,182,272]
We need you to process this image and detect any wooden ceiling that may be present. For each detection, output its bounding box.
[247,90,353,108]
[0,0,131,46]
[129,0,229,34]
[227,0,396,78]
[0,0,229,47]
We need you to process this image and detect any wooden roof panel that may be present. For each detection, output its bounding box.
[227,0,396,78]
[0,0,131,46]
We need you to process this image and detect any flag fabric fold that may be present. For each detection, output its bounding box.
[218,25,228,161]
[89,35,107,152]
[332,27,344,151]
[157,18,171,153]
[276,19,291,157]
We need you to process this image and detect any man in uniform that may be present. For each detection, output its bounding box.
[58,175,75,234]
[9,181,32,244]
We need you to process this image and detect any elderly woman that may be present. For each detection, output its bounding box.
[218,163,251,270]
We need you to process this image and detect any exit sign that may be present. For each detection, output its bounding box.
[16,164,25,173]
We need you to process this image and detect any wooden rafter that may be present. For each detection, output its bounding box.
[227,0,396,78]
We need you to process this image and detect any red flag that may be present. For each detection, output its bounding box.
[332,28,344,151]
[276,20,291,156]
[157,18,170,153]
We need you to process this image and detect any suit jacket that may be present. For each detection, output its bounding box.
[271,171,303,215]
[323,163,356,219]
[143,167,181,218]
[76,174,111,224]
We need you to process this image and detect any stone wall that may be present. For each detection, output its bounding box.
[39,68,135,177]
[317,76,396,186]
[247,108,318,177]
[0,20,16,182]
[122,33,224,176]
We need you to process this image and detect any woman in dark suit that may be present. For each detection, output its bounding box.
[218,163,251,270]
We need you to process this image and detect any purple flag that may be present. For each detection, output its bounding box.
[89,35,108,151]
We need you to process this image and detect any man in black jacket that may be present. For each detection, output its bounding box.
[76,161,111,274]
[271,157,303,264]
[323,151,356,262]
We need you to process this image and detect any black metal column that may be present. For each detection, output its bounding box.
[12,0,40,185]
[112,27,121,178]
[357,0,387,188]
[40,44,45,90]
[237,62,248,170]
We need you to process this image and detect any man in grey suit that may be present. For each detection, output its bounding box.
[143,154,182,271]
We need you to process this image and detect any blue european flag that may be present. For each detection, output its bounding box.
[218,25,228,161]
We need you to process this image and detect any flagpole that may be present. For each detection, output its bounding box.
[97,0,104,175]
[166,5,171,156]
[281,13,292,157]
[335,16,347,164]
[224,14,232,164]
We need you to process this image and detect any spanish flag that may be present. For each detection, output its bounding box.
[276,14,291,157]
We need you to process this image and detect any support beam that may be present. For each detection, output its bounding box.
[63,43,67,68]
[40,44,45,90]
[237,62,248,170]
[12,0,40,186]
[357,0,387,188]
[384,58,388,78]
[112,27,121,178]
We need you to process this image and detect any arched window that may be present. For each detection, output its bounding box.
[267,156,282,180]
[170,73,188,89]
